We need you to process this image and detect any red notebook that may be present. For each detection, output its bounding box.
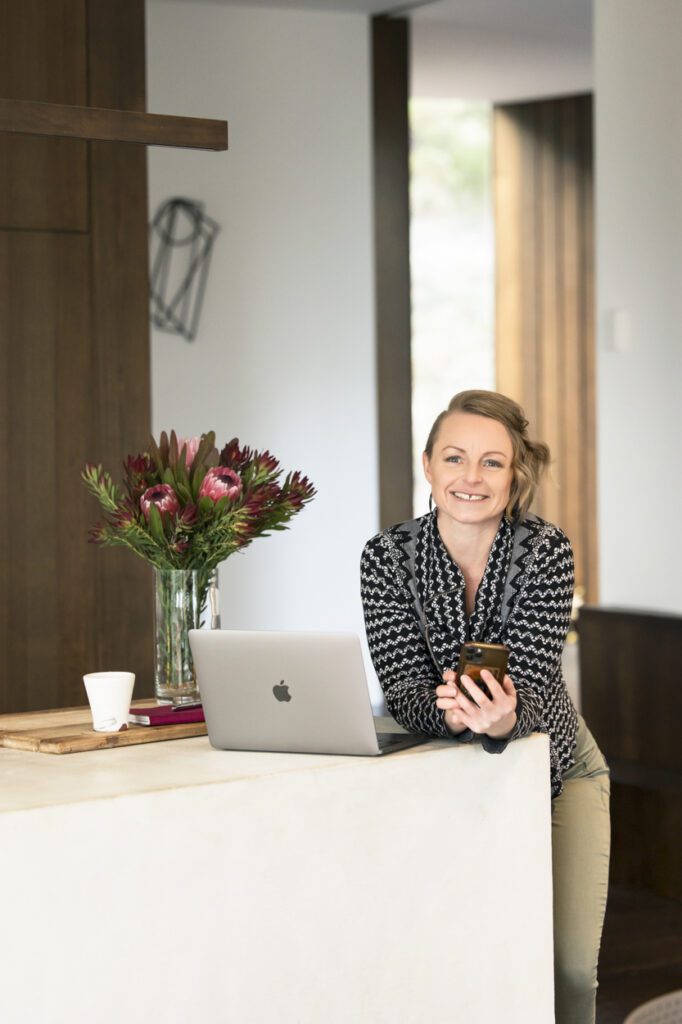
[129,705,205,726]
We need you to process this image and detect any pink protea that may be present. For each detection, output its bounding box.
[140,484,180,521]
[176,436,202,469]
[198,467,242,503]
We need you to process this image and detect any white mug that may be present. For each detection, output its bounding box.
[83,671,136,732]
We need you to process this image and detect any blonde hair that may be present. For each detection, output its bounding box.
[424,390,550,519]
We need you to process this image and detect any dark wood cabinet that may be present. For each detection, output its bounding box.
[579,606,682,900]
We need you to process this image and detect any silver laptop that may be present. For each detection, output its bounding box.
[188,629,429,756]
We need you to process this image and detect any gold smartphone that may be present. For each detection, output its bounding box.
[457,642,510,701]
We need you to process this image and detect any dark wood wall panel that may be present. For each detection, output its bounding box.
[85,0,153,693]
[0,0,87,230]
[86,134,154,687]
[0,0,86,101]
[0,0,152,712]
[372,16,413,529]
[88,0,146,111]
[0,233,91,711]
[494,95,597,602]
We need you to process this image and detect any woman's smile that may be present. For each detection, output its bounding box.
[452,491,487,502]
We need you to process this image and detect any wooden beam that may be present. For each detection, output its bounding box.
[372,16,413,529]
[0,97,228,150]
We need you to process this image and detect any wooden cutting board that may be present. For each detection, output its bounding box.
[0,703,208,754]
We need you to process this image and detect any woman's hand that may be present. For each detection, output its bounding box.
[435,670,470,734]
[436,669,517,739]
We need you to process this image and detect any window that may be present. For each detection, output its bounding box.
[409,99,494,515]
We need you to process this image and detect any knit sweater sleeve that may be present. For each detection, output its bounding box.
[503,526,575,741]
[360,534,451,738]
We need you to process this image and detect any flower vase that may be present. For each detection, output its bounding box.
[153,568,218,705]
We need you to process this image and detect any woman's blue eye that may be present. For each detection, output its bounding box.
[445,456,503,468]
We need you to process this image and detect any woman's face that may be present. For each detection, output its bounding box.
[422,411,514,529]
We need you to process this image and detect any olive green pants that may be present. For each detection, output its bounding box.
[551,716,611,1024]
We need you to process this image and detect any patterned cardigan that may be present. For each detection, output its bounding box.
[360,510,578,797]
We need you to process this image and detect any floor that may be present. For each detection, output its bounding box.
[597,885,682,1023]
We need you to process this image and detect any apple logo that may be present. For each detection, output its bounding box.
[273,680,291,703]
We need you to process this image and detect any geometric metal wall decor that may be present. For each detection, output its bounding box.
[149,197,220,341]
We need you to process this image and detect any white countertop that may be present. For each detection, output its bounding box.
[0,713,442,814]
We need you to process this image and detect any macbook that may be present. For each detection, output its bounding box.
[188,629,430,756]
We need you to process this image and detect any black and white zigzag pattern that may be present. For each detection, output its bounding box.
[360,510,578,798]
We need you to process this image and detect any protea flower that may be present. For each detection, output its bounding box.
[122,454,155,502]
[112,500,137,527]
[282,472,316,509]
[176,436,201,469]
[88,521,109,545]
[140,484,180,520]
[251,483,282,507]
[198,467,243,503]
[219,438,253,474]
[124,454,154,478]
[178,503,199,527]
[253,450,280,475]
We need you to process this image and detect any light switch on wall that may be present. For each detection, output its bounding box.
[602,307,632,352]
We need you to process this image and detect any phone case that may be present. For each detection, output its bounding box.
[457,642,510,701]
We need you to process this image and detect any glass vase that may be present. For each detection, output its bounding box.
[153,568,219,705]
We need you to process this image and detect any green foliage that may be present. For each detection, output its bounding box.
[409,99,491,216]
[82,464,120,512]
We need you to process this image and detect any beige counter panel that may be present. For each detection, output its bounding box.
[0,732,554,1024]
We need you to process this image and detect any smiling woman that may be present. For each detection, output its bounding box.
[360,389,611,1024]
[424,412,513,525]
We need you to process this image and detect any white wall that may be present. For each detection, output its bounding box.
[411,20,593,102]
[146,2,381,692]
[594,0,682,614]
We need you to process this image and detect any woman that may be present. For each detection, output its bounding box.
[360,390,610,1024]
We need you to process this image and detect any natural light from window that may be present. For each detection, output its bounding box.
[410,99,495,516]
